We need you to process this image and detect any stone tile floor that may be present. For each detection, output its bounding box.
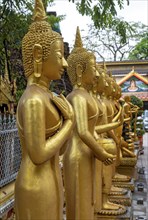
[132,132,148,220]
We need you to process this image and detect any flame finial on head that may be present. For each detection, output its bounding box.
[74,26,83,48]
[103,61,107,71]
[32,0,47,22]
[108,72,113,77]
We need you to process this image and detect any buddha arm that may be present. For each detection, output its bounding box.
[122,147,136,157]
[124,117,131,122]
[72,95,111,161]
[129,102,139,110]
[95,121,120,134]
[23,98,73,165]
[123,105,131,118]
[112,104,122,122]
[94,130,99,140]
[107,130,120,146]
[131,109,137,113]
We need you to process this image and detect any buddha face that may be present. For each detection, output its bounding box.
[116,86,122,99]
[113,86,118,99]
[42,39,68,80]
[96,73,106,94]
[111,80,116,97]
[124,95,130,102]
[82,56,98,86]
[104,77,113,97]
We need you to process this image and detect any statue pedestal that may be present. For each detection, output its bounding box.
[113,179,135,192]
[95,207,132,220]
[117,151,138,180]
[109,190,132,206]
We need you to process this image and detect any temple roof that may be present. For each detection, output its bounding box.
[97,60,148,77]
[0,76,14,105]
[118,68,148,101]
[118,68,148,85]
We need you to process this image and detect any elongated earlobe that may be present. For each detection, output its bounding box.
[33,44,43,78]
[76,64,83,87]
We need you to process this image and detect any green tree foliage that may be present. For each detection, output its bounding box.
[130,95,143,109]
[0,0,63,97]
[82,22,147,61]
[47,14,65,34]
[128,34,148,60]
[69,0,130,43]
[0,0,140,99]
[0,8,31,87]
[2,0,133,43]
[130,95,145,137]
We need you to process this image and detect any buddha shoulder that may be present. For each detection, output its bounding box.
[19,85,50,107]
[67,89,89,103]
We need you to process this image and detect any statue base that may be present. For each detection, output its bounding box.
[109,190,132,206]
[120,156,137,166]
[112,172,131,183]
[109,186,128,196]
[95,207,132,220]
[96,205,126,216]
[117,152,138,179]
[113,179,135,192]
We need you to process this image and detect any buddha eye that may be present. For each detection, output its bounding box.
[56,52,62,59]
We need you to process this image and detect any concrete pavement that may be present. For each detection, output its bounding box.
[132,132,148,220]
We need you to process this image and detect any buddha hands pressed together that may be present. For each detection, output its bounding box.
[52,94,74,122]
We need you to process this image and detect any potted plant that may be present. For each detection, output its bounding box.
[130,95,145,148]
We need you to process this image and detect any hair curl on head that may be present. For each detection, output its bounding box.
[22,20,63,77]
[124,95,131,102]
[67,48,95,86]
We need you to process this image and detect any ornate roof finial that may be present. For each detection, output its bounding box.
[132,66,135,72]
[32,0,47,22]
[74,26,83,48]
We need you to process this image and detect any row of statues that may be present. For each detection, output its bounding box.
[15,0,139,219]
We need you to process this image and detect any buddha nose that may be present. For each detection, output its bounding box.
[62,57,68,68]
[96,69,100,78]
[105,81,109,87]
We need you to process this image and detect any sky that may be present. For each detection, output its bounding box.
[49,0,148,49]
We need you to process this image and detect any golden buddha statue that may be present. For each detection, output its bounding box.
[15,0,74,219]
[108,90,133,158]
[101,73,121,164]
[110,81,124,160]
[94,71,126,215]
[63,27,115,220]
[124,96,139,141]
[107,79,135,180]
[121,95,137,157]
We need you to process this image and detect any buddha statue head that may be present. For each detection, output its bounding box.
[124,95,131,103]
[22,0,67,82]
[96,64,108,95]
[110,76,117,99]
[116,85,122,100]
[67,26,98,89]
[107,73,116,98]
[110,80,115,98]
[102,73,114,98]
